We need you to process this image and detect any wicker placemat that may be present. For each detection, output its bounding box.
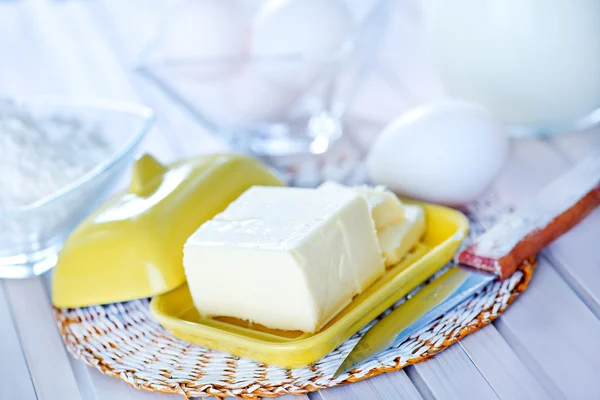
[53,256,535,399]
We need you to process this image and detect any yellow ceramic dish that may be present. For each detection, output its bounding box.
[150,202,469,368]
[52,153,283,308]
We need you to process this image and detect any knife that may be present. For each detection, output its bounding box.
[335,154,600,377]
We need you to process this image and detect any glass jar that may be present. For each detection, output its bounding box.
[421,0,600,137]
[137,0,389,155]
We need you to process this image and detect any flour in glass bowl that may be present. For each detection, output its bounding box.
[0,99,113,210]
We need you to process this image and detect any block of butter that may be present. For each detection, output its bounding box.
[183,186,385,332]
[318,181,404,230]
[379,205,426,266]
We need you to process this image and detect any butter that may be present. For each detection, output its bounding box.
[318,181,404,230]
[183,186,384,332]
[379,205,426,266]
[318,182,424,266]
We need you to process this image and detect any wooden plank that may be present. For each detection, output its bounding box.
[3,278,82,400]
[542,209,600,317]
[542,130,600,316]
[0,283,38,400]
[314,370,422,400]
[404,344,498,400]
[471,139,600,397]
[65,353,99,400]
[39,274,98,400]
[458,325,553,399]
[494,258,600,399]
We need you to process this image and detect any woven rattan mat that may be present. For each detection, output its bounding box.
[53,254,535,399]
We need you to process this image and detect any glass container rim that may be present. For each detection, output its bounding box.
[0,96,154,217]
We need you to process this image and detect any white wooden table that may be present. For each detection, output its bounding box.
[1,1,599,399]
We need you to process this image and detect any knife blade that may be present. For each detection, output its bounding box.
[334,155,600,377]
[335,265,493,375]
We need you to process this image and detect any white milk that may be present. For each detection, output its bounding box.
[421,0,600,125]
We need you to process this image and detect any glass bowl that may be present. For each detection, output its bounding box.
[0,98,154,279]
[135,0,389,157]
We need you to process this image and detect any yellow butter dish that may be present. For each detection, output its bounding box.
[52,153,282,308]
[150,201,469,368]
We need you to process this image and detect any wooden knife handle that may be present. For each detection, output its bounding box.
[458,185,600,280]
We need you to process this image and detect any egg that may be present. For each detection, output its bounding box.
[154,0,248,80]
[251,0,354,89]
[238,0,264,15]
[366,101,510,206]
[155,64,301,127]
[225,65,301,123]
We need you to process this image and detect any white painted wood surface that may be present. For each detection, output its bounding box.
[458,325,552,399]
[0,0,599,399]
[0,283,38,400]
[406,345,498,400]
[316,370,422,400]
[3,279,82,400]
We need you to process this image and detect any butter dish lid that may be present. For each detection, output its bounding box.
[52,153,283,308]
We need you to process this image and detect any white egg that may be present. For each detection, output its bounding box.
[159,64,299,125]
[154,0,248,80]
[225,65,301,123]
[251,0,354,89]
[238,0,264,15]
[366,101,510,206]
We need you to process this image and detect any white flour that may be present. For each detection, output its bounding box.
[0,100,113,210]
